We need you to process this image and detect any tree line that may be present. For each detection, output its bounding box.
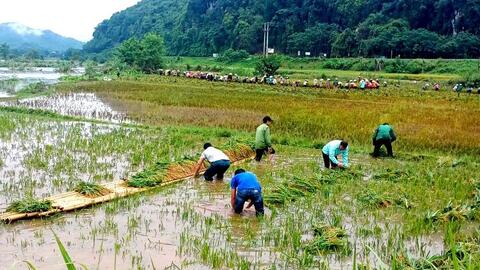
[84,0,480,58]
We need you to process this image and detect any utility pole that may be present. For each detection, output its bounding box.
[263,22,270,57]
[263,23,266,56]
[266,22,270,58]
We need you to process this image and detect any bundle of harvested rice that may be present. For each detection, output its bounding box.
[74,181,112,198]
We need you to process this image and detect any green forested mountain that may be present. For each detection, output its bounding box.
[84,0,480,58]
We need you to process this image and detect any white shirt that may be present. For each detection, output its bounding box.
[201,147,230,163]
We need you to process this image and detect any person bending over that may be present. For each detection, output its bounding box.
[372,123,397,157]
[230,169,264,216]
[194,143,231,181]
[322,140,349,169]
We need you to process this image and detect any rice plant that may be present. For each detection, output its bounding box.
[424,201,476,224]
[52,231,77,270]
[126,161,169,188]
[264,176,321,206]
[58,78,480,155]
[304,223,351,255]
[6,198,52,213]
[372,168,410,182]
[73,181,111,197]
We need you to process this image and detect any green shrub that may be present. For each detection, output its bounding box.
[350,59,376,71]
[255,55,281,76]
[217,49,250,63]
[18,82,49,95]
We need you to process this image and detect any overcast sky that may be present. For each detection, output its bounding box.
[0,0,141,42]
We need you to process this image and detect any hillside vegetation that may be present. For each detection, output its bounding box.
[85,0,480,58]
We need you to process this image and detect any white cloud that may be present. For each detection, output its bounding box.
[0,0,141,42]
[5,22,44,36]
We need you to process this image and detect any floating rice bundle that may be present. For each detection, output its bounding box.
[73,181,111,198]
[125,143,254,187]
[226,144,255,161]
[127,161,169,188]
[6,198,52,213]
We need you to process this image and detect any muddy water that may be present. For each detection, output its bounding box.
[2,93,130,123]
[0,180,204,269]
[0,110,266,268]
[0,146,448,269]
[0,178,262,269]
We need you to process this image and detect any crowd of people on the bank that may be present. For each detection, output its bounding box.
[192,115,399,217]
[157,69,480,95]
[420,82,480,94]
[161,69,386,89]
[452,83,480,95]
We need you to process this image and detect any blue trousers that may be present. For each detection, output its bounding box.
[204,160,230,181]
[234,189,264,216]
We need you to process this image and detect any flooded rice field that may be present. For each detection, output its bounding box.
[0,118,132,211]
[3,93,130,123]
[0,85,478,268]
[0,179,237,269]
[0,110,451,269]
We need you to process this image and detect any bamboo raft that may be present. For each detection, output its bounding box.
[0,145,254,223]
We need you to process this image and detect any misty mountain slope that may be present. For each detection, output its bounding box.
[0,22,84,52]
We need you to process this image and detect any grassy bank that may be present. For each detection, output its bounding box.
[162,56,479,82]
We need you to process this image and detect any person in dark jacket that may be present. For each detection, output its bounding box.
[372,123,397,157]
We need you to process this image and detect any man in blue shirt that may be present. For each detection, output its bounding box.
[230,169,264,216]
[322,140,349,169]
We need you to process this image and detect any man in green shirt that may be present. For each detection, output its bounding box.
[255,116,275,162]
[372,123,397,157]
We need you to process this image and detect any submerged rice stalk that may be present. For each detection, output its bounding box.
[357,190,393,208]
[357,190,413,209]
[264,177,319,206]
